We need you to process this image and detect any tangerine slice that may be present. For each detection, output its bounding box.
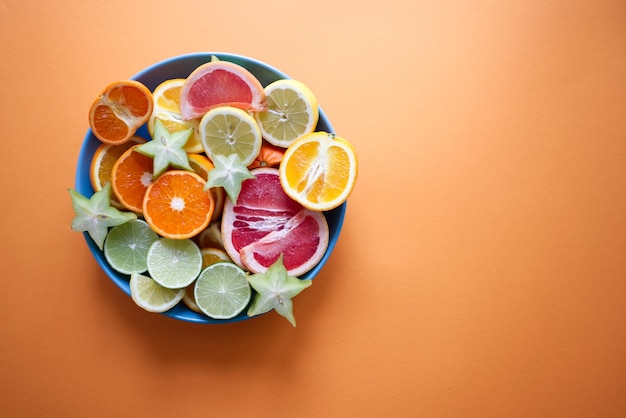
[111,145,154,213]
[180,60,266,120]
[89,80,153,145]
[143,170,214,239]
[89,136,146,208]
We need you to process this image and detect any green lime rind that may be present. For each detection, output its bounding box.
[194,262,251,319]
[147,238,202,289]
[104,219,159,275]
[130,272,185,313]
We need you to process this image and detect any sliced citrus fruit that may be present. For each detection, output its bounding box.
[194,262,252,319]
[130,272,185,313]
[255,79,319,148]
[279,132,358,211]
[187,152,214,180]
[200,247,232,269]
[182,286,202,314]
[89,136,145,192]
[247,141,284,169]
[194,222,224,249]
[143,170,214,239]
[104,219,159,274]
[180,60,266,120]
[148,78,203,153]
[181,247,232,313]
[199,106,262,167]
[221,168,329,276]
[146,238,203,289]
[89,80,153,145]
[89,136,146,208]
[111,145,154,213]
[188,153,225,221]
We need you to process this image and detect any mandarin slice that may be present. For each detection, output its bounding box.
[89,80,153,145]
[143,170,214,239]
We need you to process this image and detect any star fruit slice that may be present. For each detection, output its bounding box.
[69,182,137,250]
[246,254,312,327]
[135,118,193,177]
[205,153,255,203]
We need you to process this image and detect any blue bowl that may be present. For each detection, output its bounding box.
[75,52,346,323]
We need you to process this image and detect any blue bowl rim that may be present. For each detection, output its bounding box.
[74,52,347,324]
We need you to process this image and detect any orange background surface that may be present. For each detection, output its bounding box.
[2,1,626,417]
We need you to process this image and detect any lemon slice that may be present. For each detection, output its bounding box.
[194,262,251,319]
[255,79,319,148]
[130,272,185,313]
[198,106,262,166]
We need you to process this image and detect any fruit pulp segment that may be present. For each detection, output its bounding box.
[244,212,323,271]
[93,106,129,141]
[320,145,351,201]
[108,85,152,117]
[190,69,253,108]
[264,88,309,133]
[158,86,182,111]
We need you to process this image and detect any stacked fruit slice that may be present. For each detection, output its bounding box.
[70,57,358,325]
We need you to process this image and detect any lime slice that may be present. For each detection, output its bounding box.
[194,262,252,319]
[255,79,319,148]
[130,272,185,313]
[146,238,202,289]
[103,219,158,274]
[199,106,262,166]
[182,248,232,313]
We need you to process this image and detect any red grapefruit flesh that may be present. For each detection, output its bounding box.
[221,167,329,276]
[180,60,266,120]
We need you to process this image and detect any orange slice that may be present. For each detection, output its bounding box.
[89,80,153,145]
[89,136,145,208]
[143,170,214,239]
[279,132,358,211]
[200,247,232,269]
[188,153,225,221]
[111,145,154,213]
[180,60,266,120]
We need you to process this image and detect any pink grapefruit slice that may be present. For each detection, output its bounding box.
[221,167,329,276]
[180,60,266,120]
